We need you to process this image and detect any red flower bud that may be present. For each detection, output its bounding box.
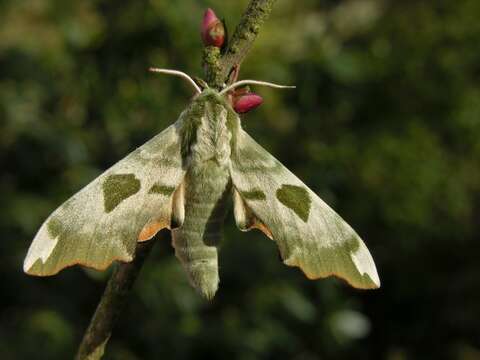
[233,93,263,114]
[201,8,225,47]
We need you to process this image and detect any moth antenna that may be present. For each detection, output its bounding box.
[219,80,295,95]
[149,68,202,94]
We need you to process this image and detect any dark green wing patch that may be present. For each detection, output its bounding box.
[47,216,64,238]
[149,183,176,196]
[103,174,141,213]
[276,184,311,222]
[343,234,360,254]
[241,189,266,200]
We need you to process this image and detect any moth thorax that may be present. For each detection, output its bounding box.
[189,103,231,166]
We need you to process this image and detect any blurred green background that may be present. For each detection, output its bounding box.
[1,0,480,359]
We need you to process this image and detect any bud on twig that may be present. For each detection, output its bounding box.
[233,93,263,113]
[201,8,225,47]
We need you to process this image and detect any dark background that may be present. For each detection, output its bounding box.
[1,0,480,359]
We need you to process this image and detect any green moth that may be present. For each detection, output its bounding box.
[24,69,380,299]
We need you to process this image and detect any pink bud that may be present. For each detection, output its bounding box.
[201,8,225,47]
[203,8,217,29]
[233,93,263,114]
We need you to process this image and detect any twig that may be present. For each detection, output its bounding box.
[205,0,278,88]
[76,1,278,358]
[75,238,157,360]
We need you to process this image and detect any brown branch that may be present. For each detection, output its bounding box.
[75,238,157,360]
[76,1,278,358]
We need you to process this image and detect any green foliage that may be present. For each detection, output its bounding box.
[2,0,480,359]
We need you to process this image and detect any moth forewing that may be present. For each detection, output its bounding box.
[24,123,186,275]
[229,129,380,289]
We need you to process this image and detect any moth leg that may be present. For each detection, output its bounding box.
[171,180,185,229]
[232,188,273,239]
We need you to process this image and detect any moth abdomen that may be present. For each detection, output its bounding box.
[172,224,221,300]
[171,161,231,299]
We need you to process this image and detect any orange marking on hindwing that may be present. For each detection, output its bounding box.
[252,221,273,239]
[138,220,169,242]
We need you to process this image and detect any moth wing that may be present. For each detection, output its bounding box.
[24,122,186,276]
[230,130,380,289]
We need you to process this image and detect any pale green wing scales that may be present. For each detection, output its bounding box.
[230,130,380,289]
[24,122,186,276]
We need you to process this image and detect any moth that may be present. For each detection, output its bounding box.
[24,69,380,299]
